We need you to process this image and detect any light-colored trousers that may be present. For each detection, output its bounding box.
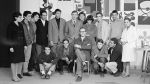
[105,62,118,73]
[23,44,32,72]
[39,63,56,73]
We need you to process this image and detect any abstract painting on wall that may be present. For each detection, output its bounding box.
[138,0,150,25]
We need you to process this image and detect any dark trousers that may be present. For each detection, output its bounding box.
[57,59,74,72]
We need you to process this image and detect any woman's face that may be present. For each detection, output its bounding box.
[124,19,131,28]
[79,14,85,21]
[34,14,39,22]
[87,20,92,24]
[16,16,22,22]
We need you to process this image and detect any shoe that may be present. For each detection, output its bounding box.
[45,74,50,79]
[23,72,32,76]
[17,74,23,79]
[75,76,82,82]
[12,77,20,82]
[59,71,64,75]
[100,73,104,77]
[113,72,122,77]
[41,74,46,79]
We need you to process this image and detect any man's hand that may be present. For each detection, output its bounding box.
[10,48,14,52]
[74,44,81,48]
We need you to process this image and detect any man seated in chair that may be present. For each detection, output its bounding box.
[92,39,108,77]
[57,39,76,74]
[38,46,57,79]
[105,38,123,77]
[74,28,96,82]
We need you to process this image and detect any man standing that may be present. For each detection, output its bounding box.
[109,10,124,40]
[95,12,110,43]
[22,11,34,76]
[74,28,96,82]
[36,10,49,59]
[65,10,83,43]
[48,9,66,46]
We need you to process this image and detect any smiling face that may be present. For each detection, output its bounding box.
[45,47,51,55]
[41,12,47,20]
[55,11,61,19]
[63,40,69,48]
[72,12,78,20]
[97,42,103,49]
[79,14,85,21]
[124,19,131,28]
[80,28,86,37]
[112,13,118,21]
[96,14,102,21]
[16,16,22,22]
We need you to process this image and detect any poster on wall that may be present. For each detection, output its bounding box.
[138,0,150,25]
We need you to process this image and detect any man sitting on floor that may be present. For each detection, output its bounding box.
[38,46,57,79]
[92,39,108,77]
[105,38,123,77]
[56,39,76,74]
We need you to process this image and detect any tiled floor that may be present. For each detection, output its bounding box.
[0,68,150,84]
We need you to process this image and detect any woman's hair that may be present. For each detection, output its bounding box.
[12,11,22,21]
[111,10,118,14]
[63,38,69,43]
[85,15,94,23]
[31,12,40,18]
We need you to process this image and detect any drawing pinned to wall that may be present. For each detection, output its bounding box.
[124,11,136,26]
[138,0,150,25]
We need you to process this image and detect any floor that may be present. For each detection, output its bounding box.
[0,68,150,84]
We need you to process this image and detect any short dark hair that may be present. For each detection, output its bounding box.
[78,12,86,20]
[23,11,32,17]
[40,10,47,16]
[31,12,39,18]
[124,17,131,22]
[110,38,118,45]
[96,12,103,17]
[44,45,52,50]
[96,39,104,44]
[86,15,94,22]
[71,10,78,14]
[53,9,61,15]
[12,11,22,21]
[112,10,118,14]
[63,38,69,43]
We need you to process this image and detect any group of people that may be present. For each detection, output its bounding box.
[7,8,137,82]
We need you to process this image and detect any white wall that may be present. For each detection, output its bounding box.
[20,0,40,14]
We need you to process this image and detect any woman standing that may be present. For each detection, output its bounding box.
[121,18,137,77]
[83,15,97,40]
[7,12,27,81]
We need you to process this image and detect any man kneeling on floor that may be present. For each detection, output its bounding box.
[38,46,57,79]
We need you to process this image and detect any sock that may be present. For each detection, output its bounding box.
[47,71,52,75]
[41,71,45,75]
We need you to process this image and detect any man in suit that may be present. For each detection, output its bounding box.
[65,10,83,43]
[36,10,48,61]
[74,28,96,82]
[22,11,34,76]
[105,38,123,77]
[56,39,76,74]
[48,9,66,46]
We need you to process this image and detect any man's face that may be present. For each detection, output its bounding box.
[80,28,86,37]
[79,14,85,21]
[97,14,102,21]
[109,41,115,48]
[34,14,39,22]
[55,11,61,19]
[45,47,51,55]
[97,42,103,49]
[112,13,118,21]
[25,14,31,21]
[71,12,78,20]
[63,40,69,48]
[41,12,47,20]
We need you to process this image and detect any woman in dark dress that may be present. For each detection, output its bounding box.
[7,12,27,82]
